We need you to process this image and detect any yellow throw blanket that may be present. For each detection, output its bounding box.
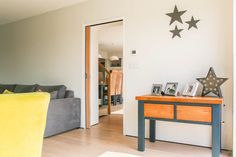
[0,92,50,157]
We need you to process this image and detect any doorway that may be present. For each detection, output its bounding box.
[85,20,124,129]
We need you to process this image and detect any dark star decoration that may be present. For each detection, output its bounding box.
[170,26,183,38]
[197,67,228,98]
[166,5,187,25]
[186,16,200,30]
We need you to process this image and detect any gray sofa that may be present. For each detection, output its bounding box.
[0,84,81,137]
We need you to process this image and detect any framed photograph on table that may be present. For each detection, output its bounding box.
[164,82,178,96]
[182,82,199,97]
[151,84,162,96]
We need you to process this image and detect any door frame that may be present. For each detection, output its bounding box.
[83,18,125,130]
[85,26,91,129]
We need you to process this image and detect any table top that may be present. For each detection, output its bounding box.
[135,95,223,105]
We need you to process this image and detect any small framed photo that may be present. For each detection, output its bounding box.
[164,82,178,96]
[151,84,162,96]
[182,82,199,97]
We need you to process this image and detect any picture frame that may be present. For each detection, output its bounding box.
[164,82,178,96]
[151,84,162,96]
[182,82,199,97]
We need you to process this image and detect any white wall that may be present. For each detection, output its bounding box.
[99,51,109,59]
[0,0,233,149]
[233,0,236,155]
[98,22,123,54]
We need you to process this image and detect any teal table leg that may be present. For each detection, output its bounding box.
[138,101,145,151]
[149,120,156,142]
[212,105,221,157]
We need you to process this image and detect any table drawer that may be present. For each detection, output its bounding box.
[144,104,174,119]
[177,106,212,123]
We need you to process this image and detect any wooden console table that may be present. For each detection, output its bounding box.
[136,95,223,157]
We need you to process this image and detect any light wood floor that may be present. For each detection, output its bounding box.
[42,115,231,157]
[99,104,123,116]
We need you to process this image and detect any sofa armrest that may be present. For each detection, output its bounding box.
[44,98,81,137]
[65,90,75,98]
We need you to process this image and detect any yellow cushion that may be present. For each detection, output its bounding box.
[0,92,50,157]
[2,89,14,94]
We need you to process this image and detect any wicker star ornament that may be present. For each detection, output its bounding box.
[197,67,228,98]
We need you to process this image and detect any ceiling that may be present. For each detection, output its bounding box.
[0,0,88,25]
[97,22,123,53]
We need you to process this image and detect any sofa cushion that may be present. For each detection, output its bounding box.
[65,90,74,98]
[14,84,37,93]
[36,89,58,100]
[36,85,66,99]
[50,91,58,100]
[0,84,15,93]
[2,89,14,94]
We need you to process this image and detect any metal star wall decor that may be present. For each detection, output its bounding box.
[170,26,183,38]
[166,5,201,38]
[196,67,228,98]
[166,5,187,25]
[186,16,200,30]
